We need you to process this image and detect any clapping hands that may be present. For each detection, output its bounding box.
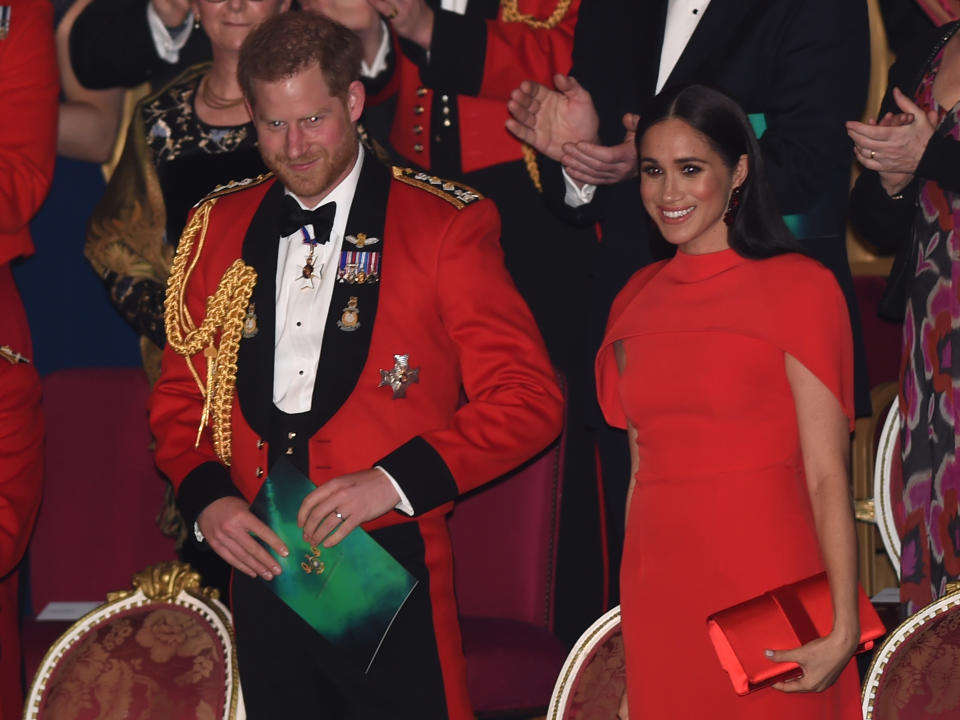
[846,87,938,196]
[507,75,640,187]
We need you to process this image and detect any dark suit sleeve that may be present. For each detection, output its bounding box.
[69,0,210,90]
[756,0,869,215]
[849,22,960,252]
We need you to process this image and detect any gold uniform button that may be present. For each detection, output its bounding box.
[414,143,424,153]
[442,106,450,115]
[414,105,424,115]
[416,87,428,97]
[287,431,297,439]
[256,439,264,449]
[441,94,449,102]
[413,124,423,134]
[285,447,294,455]
[256,467,264,478]
[443,119,452,127]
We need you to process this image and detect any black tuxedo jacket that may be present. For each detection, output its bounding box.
[542,0,872,414]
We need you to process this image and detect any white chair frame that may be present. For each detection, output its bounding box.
[873,395,902,580]
[547,604,621,720]
[23,562,245,720]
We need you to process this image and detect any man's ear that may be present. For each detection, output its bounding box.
[346,80,365,123]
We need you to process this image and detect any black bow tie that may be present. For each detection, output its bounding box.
[279,196,337,242]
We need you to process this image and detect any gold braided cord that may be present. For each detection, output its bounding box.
[501,0,572,191]
[521,144,543,192]
[164,198,258,466]
[500,0,572,29]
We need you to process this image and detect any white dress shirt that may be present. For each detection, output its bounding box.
[273,148,363,413]
[563,0,711,207]
[271,146,413,514]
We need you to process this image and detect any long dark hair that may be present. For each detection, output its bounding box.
[635,85,799,258]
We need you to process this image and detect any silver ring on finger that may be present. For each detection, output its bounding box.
[335,511,344,520]
[870,150,876,160]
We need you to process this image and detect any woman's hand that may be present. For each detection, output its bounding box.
[847,87,938,184]
[766,628,858,693]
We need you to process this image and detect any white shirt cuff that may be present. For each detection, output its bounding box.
[147,3,193,64]
[562,167,597,207]
[360,20,391,79]
[376,465,414,516]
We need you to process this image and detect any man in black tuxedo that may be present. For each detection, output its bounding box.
[508,0,871,598]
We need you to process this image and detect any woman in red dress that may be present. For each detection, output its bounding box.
[595,85,862,718]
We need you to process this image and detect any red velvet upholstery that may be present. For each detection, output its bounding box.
[23,368,177,682]
[853,275,903,390]
[548,606,624,720]
[35,605,227,719]
[870,604,960,718]
[566,631,625,719]
[448,385,567,715]
[30,368,177,608]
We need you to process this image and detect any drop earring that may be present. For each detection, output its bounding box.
[723,185,743,226]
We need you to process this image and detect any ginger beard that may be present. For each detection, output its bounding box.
[260,123,357,204]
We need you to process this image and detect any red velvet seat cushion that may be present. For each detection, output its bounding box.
[460,616,567,714]
[37,605,226,719]
[874,610,960,718]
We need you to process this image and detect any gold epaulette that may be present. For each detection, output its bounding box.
[164,197,258,467]
[392,167,483,209]
[194,172,274,208]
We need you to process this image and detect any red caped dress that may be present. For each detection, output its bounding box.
[595,248,862,718]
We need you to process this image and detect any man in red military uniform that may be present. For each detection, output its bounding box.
[149,12,562,719]
[0,1,57,717]
[305,0,605,642]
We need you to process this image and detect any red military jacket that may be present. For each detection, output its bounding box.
[0,0,57,267]
[150,156,563,528]
[372,0,579,173]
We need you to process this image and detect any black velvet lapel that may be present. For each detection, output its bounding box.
[236,180,284,440]
[663,0,761,91]
[303,153,391,435]
[635,0,668,99]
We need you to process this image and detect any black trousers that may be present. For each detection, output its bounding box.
[231,523,451,719]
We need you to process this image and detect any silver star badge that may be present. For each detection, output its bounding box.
[378,354,420,398]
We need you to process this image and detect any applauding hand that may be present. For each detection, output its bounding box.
[847,87,937,195]
[507,74,600,162]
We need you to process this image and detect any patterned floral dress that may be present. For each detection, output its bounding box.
[900,46,960,613]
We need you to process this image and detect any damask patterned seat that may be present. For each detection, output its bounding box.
[861,583,960,719]
[546,606,625,720]
[23,562,244,720]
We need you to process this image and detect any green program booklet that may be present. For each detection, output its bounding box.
[249,458,418,672]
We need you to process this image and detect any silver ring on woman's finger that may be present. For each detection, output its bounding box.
[870,150,876,160]
[335,511,344,520]
[386,5,398,19]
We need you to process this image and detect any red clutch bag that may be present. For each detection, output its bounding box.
[706,573,886,695]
